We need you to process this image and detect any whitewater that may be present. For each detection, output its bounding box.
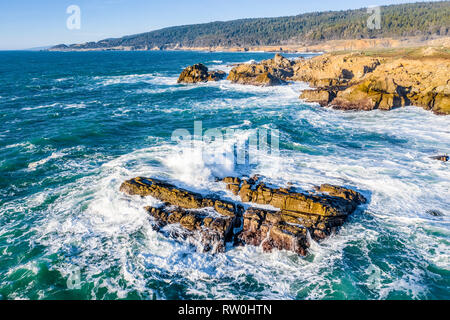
[0,51,448,300]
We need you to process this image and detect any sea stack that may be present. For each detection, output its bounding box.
[177,63,226,83]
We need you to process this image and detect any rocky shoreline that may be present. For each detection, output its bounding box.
[122,47,447,255]
[120,176,366,255]
[48,36,450,53]
[178,47,450,115]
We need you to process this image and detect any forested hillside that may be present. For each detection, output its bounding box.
[53,1,450,50]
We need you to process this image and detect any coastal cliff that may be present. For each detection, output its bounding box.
[214,48,449,115]
[296,48,450,115]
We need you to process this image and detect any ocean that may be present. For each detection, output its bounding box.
[0,50,449,300]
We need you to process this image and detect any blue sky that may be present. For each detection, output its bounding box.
[0,0,435,50]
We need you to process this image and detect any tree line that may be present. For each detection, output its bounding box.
[56,1,450,50]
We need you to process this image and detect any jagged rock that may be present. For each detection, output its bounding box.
[177,63,226,83]
[221,177,366,254]
[331,77,405,111]
[291,53,381,87]
[120,177,239,216]
[224,177,365,217]
[227,54,293,86]
[207,70,226,81]
[300,88,341,106]
[314,184,367,204]
[295,50,450,115]
[145,205,238,252]
[121,176,366,256]
[239,207,309,256]
[120,177,243,252]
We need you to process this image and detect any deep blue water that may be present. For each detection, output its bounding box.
[0,51,449,300]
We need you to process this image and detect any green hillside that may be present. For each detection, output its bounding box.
[53,1,450,50]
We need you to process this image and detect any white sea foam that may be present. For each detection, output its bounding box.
[95,74,177,86]
[4,141,36,151]
[28,151,66,170]
[21,103,60,111]
[64,103,86,109]
[11,109,449,299]
[4,57,449,299]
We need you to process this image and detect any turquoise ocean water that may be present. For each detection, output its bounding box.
[0,51,449,299]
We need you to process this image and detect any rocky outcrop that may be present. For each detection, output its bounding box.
[120,177,240,216]
[177,63,226,83]
[292,53,381,87]
[120,176,366,256]
[120,177,243,252]
[296,49,450,115]
[227,54,295,86]
[178,50,449,114]
[221,177,366,255]
[222,176,364,217]
[145,205,239,252]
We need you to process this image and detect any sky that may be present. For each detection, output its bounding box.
[0,0,439,50]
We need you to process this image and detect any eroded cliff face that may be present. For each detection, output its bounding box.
[296,49,450,115]
[120,176,366,256]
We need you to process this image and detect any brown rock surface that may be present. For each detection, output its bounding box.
[121,176,366,256]
[221,176,366,254]
[224,177,365,217]
[120,177,243,252]
[120,177,239,216]
[177,63,226,83]
[291,53,381,86]
[227,54,294,86]
[296,48,450,115]
[145,205,238,252]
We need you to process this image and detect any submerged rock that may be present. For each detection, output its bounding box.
[177,63,226,83]
[430,155,449,162]
[120,176,366,256]
[426,209,444,217]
